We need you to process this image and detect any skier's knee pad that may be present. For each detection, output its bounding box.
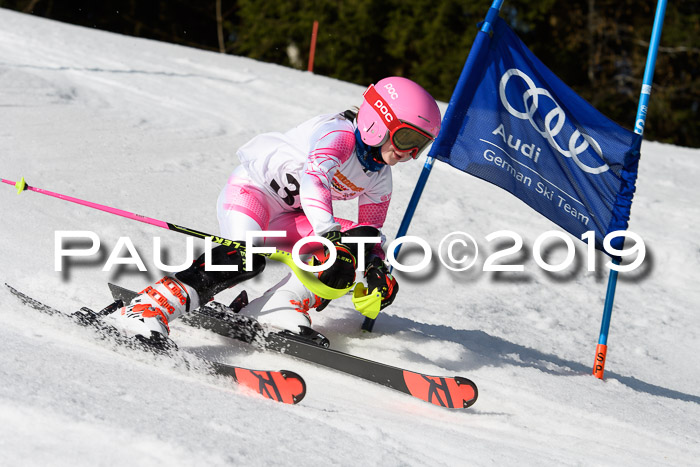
[175,244,265,303]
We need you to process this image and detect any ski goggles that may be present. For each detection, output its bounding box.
[363,84,435,159]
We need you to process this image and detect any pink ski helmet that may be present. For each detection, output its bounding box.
[357,76,441,159]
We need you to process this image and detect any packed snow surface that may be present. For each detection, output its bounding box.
[1,8,698,466]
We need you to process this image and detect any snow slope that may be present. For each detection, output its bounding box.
[1,8,699,466]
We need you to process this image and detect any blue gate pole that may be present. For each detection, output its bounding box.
[361,0,505,332]
[593,0,667,379]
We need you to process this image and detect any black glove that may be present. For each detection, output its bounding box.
[364,257,398,310]
[316,230,357,291]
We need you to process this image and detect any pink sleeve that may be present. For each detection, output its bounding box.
[358,200,390,229]
[309,130,356,165]
[300,129,356,236]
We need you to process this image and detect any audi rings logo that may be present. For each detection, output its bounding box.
[499,68,609,175]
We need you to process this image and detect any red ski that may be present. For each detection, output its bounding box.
[212,364,306,405]
[6,283,306,405]
[109,284,478,409]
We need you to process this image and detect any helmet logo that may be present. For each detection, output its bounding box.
[384,83,399,100]
[373,100,394,123]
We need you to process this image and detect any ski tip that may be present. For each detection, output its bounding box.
[233,368,307,405]
[454,376,479,408]
[15,177,27,194]
[280,370,307,404]
[403,371,478,409]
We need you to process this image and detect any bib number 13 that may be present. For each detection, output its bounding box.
[270,173,300,207]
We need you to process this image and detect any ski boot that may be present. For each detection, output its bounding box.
[104,244,265,346]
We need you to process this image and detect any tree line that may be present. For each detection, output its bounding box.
[2,0,698,147]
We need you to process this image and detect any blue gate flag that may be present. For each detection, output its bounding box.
[431,17,641,251]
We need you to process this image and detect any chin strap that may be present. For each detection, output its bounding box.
[354,128,385,172]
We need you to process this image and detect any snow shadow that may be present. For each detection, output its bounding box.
[367,313,700,406]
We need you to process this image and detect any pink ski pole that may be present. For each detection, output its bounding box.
[2,177,351,300]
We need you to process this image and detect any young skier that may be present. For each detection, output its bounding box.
[106,76,441,344]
